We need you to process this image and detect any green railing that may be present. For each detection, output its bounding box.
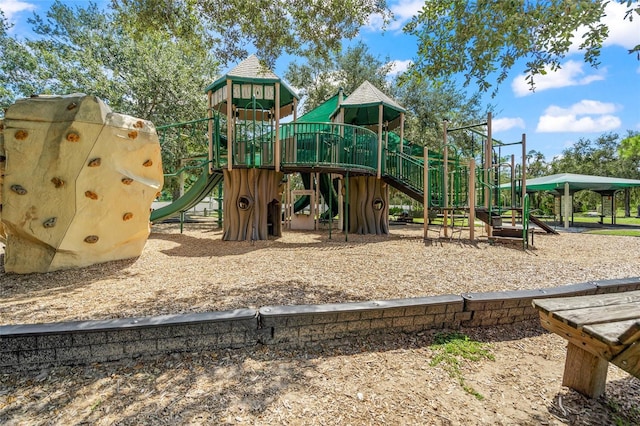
[385,150,424,192]
[280,122,378,172]
[234,120,274,167]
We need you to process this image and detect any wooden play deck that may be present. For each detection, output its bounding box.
[532,291,640,398]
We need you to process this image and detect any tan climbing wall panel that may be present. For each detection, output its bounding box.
[1,95,163,273]
[0,118,5,240]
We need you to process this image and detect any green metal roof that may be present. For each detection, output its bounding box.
[330,81,406,128]
[520,173,640,194]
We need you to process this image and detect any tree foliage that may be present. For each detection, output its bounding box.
[404,0,639,95]
[285,42,393,113]
[113,0,391,68]
[392,78,483,151]
[1,1,219,124]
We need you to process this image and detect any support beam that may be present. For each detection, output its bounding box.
[226,79,233,171]
[275,82,281,172]
[469,158,476,241]
[207,91,213,174]
[564,182,570,229]
[423,147,429,240]
[377,104,383,179]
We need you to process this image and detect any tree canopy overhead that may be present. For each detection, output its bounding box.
[404,0,640,95]
[113,0,391,68]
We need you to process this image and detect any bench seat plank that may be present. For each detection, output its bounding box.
[583,319,640,346]
[550,302,640,329]
[533,290,640,315]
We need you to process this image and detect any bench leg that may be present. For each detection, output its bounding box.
[562,343,609,398]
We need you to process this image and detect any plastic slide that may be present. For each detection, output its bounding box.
[150,170,223,222]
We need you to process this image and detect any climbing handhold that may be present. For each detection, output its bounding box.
[123,212,133,221]
[87,158,101,167]
[10,184,27,195]
[85,190,98,200]
[43,217,57,228]
[143,159,153,167]
[67,102,77,110]
[84,235,99,244]
[155,191,161,198]
[121,177,133,185]
[133,120,144,129]
[51,177,64,188]
[128,130,138,139]
[66,132,80,142]
[14,130,28,140]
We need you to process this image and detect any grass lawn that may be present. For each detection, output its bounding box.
[583,229,640,237]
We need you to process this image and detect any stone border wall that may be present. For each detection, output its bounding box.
[2,277,639,372]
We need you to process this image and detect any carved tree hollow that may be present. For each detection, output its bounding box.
[347,176,389,235]
[223,168,284,241]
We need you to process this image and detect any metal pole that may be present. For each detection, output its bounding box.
[424,147,429,240]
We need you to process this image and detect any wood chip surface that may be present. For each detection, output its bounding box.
[1,222,639,425]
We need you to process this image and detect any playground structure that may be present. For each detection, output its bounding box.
[0,56,546,273]
[153,55,543,247]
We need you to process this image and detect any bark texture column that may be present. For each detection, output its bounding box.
[347,176,389,235]
[223,168,283,241]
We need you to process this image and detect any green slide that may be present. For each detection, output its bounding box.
[150,170,223,222]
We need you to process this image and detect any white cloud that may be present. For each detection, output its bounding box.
[0,0,36,21]
[511,60,605,97]
[536,100,621,133]
[492,117,525,133]
[387,59,412,76]
[368,0,423,32]
[569,2,640,52]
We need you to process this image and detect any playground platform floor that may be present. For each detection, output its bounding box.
[2,222,639,326]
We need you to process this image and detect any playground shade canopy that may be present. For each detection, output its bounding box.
[522,173,640,194]
[205,54,299,117]
[331,80,406,129]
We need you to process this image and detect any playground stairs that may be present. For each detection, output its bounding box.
[383,175,423,203]
[475,207,502,228]
[529,214,559,234]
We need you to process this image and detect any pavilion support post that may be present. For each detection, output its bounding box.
[564,182,570,229]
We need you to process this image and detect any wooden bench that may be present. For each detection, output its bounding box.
[532,290,640,398]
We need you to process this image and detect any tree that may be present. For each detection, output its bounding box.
[392,78,482,151]
[1,1,221,200]
[113,0,391,67]
[404,1,640,95]
[5,1,219,124]
[285,41,393,113]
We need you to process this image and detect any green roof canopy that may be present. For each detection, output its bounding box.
[521,173,640,194]
[331,81,406,129]
[206,54,299,116]
[297,92,341,123]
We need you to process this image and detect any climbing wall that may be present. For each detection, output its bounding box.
[0,95,163,273]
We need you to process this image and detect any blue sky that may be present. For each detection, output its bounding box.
[2,0,639,161]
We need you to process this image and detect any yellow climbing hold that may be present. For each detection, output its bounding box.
[87,158,101,167]
[84,190,98,200]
